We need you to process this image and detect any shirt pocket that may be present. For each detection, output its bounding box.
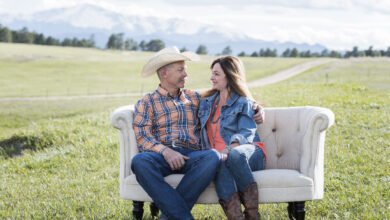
[222,105,242,131]
[197,109,209,125]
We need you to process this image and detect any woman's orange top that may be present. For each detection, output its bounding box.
[206,101,226,152]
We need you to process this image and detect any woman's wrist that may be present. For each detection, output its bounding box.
[221,148,230,155]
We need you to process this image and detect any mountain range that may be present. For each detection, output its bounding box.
[0,4,327,55]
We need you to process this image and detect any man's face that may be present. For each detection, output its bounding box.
[164,61,188,89]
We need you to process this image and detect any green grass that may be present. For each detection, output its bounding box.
[0,44,389,219]
[0,97,139,138]
[254,60,390,219]
[0,43,312,97]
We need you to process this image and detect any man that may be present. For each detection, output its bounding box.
[131,47,264,220]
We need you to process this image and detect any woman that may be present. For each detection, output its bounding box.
[198,56,266,220]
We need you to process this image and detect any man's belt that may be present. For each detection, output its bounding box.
[161,140,200,150]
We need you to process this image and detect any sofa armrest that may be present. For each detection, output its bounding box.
[111,105,138,180]
[299,106,334,199]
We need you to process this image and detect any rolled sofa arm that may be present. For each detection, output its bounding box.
[111,105,138,179]
[299,106,334,199]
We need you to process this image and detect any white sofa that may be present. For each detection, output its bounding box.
[111,105,334,219]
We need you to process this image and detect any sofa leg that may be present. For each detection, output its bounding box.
[288,201,306,220]
[150,202,159,218]
[132,201,144,220]
[288,202,294,219]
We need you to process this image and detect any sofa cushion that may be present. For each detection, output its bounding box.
[254,169,313,188]
[123,169,314,203]
[125,169,313,188]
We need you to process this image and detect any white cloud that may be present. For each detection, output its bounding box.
[1,0,389,50]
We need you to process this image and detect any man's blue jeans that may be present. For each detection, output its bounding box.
[215,144,266,200]
[131,147,220,220]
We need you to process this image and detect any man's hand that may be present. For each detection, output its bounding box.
[162,147,189,170]
[253,104,265,124]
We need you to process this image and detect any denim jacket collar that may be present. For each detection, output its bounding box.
[225,92,239,107]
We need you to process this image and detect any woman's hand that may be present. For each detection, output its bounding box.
[220,143,239,162]
[220,149,230,162]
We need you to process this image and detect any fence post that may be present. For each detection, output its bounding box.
[325,73,329,84]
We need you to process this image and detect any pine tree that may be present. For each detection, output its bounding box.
[222,46,232,55]
[106,33,124,50]
[352,46,359,57]
[196,45,207,54]
[290,48,299,57]
[34,33,45,45]
[0,25,12,42]
[145,39,165,51]
[124,38,138,51]
[237,51,246,57]
[282,48,291,57]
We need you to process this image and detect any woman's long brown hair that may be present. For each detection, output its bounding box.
[201,56,254,100]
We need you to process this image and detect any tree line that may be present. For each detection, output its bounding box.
[2,24,390,58]
[105,33,165,52]
[343,46,390,58]
[238,46,390,58]
[106,34,390,58]
[238,48,342,58]
[0,25,95,48]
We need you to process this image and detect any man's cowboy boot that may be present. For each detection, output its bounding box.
[219,192,244,220]
[239,182,260,220]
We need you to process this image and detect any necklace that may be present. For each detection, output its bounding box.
[209,95,221,148]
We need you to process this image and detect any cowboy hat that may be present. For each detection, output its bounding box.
[141,46,200,77]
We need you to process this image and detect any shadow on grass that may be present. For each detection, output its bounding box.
[0,134,54,158]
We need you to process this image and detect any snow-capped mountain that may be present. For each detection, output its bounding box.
[0,4,326,54]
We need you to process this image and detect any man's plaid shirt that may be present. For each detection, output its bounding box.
[132,86,202,153]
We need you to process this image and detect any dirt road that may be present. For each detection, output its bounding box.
[0,59,333,101]
[246,59,332,88]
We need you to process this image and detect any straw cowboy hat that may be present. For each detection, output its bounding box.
[141,46,200,77]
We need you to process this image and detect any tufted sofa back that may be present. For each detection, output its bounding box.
[259,107,333,173]
[111,105,334,182]
[259,107,303,171]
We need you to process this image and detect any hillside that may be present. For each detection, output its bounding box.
[0,3,327,54]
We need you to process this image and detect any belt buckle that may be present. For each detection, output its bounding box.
[172,140,179,148]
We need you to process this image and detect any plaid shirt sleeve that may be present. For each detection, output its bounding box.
[132,97,165,153]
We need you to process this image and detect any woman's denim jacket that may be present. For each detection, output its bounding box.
[198,91,260,149]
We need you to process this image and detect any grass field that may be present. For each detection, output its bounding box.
[0,43,313,97]
[0,43,389,219]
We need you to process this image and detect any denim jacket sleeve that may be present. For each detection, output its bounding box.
[229,100,258,145]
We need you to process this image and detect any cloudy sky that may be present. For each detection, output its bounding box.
[1,0,389,50]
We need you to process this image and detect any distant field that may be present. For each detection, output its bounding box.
[288,58,390,91]
[0,43,313,97]
[0,44,389,219]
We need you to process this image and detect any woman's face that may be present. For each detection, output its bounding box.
[210,63,228,92]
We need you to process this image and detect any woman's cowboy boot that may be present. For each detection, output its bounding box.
[239,182,260,220]
[219,192,244,220]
